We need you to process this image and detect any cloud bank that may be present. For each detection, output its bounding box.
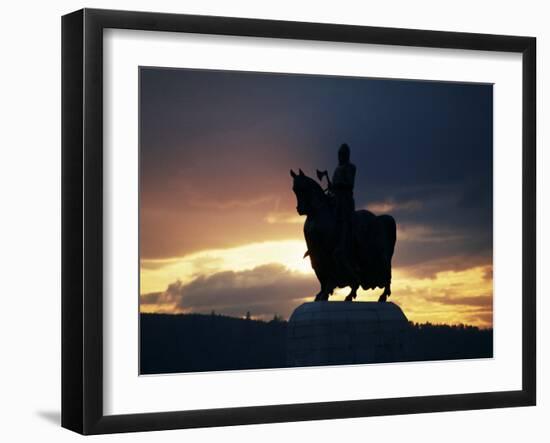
[141,263,317,320]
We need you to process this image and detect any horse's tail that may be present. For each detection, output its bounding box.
[379,214,397,259]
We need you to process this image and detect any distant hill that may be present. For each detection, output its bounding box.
[405,322,493,362]
[140,313,492,375]
[140,313,287,374]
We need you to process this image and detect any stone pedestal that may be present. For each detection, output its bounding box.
[287,301,409,367]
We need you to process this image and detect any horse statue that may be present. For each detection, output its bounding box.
[290,168,396,302]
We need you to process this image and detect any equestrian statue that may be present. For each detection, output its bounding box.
[290,143,396,302]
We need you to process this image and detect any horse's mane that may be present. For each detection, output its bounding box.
[303,175,324,193]
[301,174,329,207]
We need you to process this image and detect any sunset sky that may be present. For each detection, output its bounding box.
[139,67,493,328]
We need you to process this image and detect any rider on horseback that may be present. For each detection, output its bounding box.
[328,144,359,286]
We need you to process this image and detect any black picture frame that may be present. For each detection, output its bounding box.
[62,8,536,435]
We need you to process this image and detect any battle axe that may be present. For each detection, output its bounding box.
[316,169,332,190]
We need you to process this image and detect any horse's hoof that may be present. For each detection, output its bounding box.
[378,294,387,302]
[344,295,353,302]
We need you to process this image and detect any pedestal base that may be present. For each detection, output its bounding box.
[287,301,409,367]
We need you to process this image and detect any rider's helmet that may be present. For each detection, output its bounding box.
[338,143,350,164]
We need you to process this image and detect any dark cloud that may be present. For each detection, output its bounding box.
[141,264,317,320]
[141,291,163,304]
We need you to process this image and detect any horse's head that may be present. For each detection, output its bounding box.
[290,169,326,216]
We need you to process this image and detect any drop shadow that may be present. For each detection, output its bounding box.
[36,410,61,426]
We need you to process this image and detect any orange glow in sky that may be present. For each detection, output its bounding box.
[140,236,493,328]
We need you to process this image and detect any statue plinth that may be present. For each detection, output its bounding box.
[287,301,409,367]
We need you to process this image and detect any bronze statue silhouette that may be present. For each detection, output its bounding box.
[290,144,396,302]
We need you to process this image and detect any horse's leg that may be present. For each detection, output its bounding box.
[314,282,326,301]
[314,289,326,301]
[312,261,327,301]
[377,252,393,302]
[314,281,332,301]
[377,285,391,302]
[345,283,359,302]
